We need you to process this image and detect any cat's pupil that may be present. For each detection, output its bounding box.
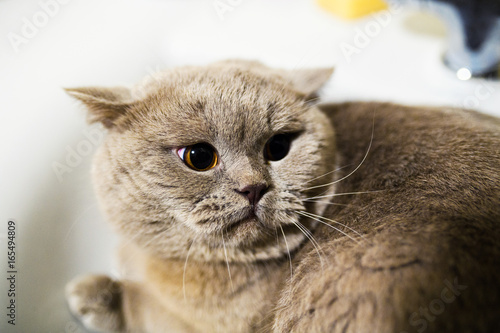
[185,143,217,171]
[265,134,291,161]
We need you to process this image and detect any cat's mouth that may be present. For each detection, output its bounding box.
[225,210,260,235]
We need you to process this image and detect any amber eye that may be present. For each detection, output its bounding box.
[264,134,291,161]
[177,143,218,171]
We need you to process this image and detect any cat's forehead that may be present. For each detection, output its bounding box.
[137,66,306,146]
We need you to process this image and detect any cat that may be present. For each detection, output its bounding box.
[65,59,500,333]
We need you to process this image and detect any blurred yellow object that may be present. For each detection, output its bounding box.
[318,0,388,19]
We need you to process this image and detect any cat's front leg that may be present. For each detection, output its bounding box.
[66,274,125,332]
[66,274,194,332]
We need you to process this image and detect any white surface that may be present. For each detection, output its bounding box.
[0,1,499,332]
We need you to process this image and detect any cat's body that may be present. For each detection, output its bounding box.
[66,60,500,332]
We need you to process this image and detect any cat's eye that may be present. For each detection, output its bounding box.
[177,143,218,171]
[264,134,291,161]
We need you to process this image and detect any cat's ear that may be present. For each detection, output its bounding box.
[65,86,134,129]
[281,67,334,98]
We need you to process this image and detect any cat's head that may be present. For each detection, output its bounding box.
[67,60,335,263]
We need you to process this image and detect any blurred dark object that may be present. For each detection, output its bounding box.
[399,0,500,78]
[435,0,500,78]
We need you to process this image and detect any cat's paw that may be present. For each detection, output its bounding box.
[66,274,125,332]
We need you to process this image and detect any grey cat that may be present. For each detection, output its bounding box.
[65,60,500,332]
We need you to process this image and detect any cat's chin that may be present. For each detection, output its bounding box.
[212,211,318,263]
[224,214,259,237]
[219,207,301,247]
[194,223,311,263]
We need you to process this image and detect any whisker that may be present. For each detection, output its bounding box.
[303,116,375,191]
[305,190,383,201]
[183,239,195,302]
[221,230,234,293]
[304,164,353,185]
[292,219,325,270]
[300,211,366,241]
[300,199,348,206]
[115,225,173,276]
[279,225,293,281]
[296,211,361,245]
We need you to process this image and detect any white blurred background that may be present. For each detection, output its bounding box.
[0,0,499,332]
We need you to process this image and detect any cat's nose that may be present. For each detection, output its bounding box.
[235,183,268,206]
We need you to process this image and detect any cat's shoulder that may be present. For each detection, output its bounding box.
[318,101,500,176]
[319,101,500,131]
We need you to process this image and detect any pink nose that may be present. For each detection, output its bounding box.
[235,184,268,206]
